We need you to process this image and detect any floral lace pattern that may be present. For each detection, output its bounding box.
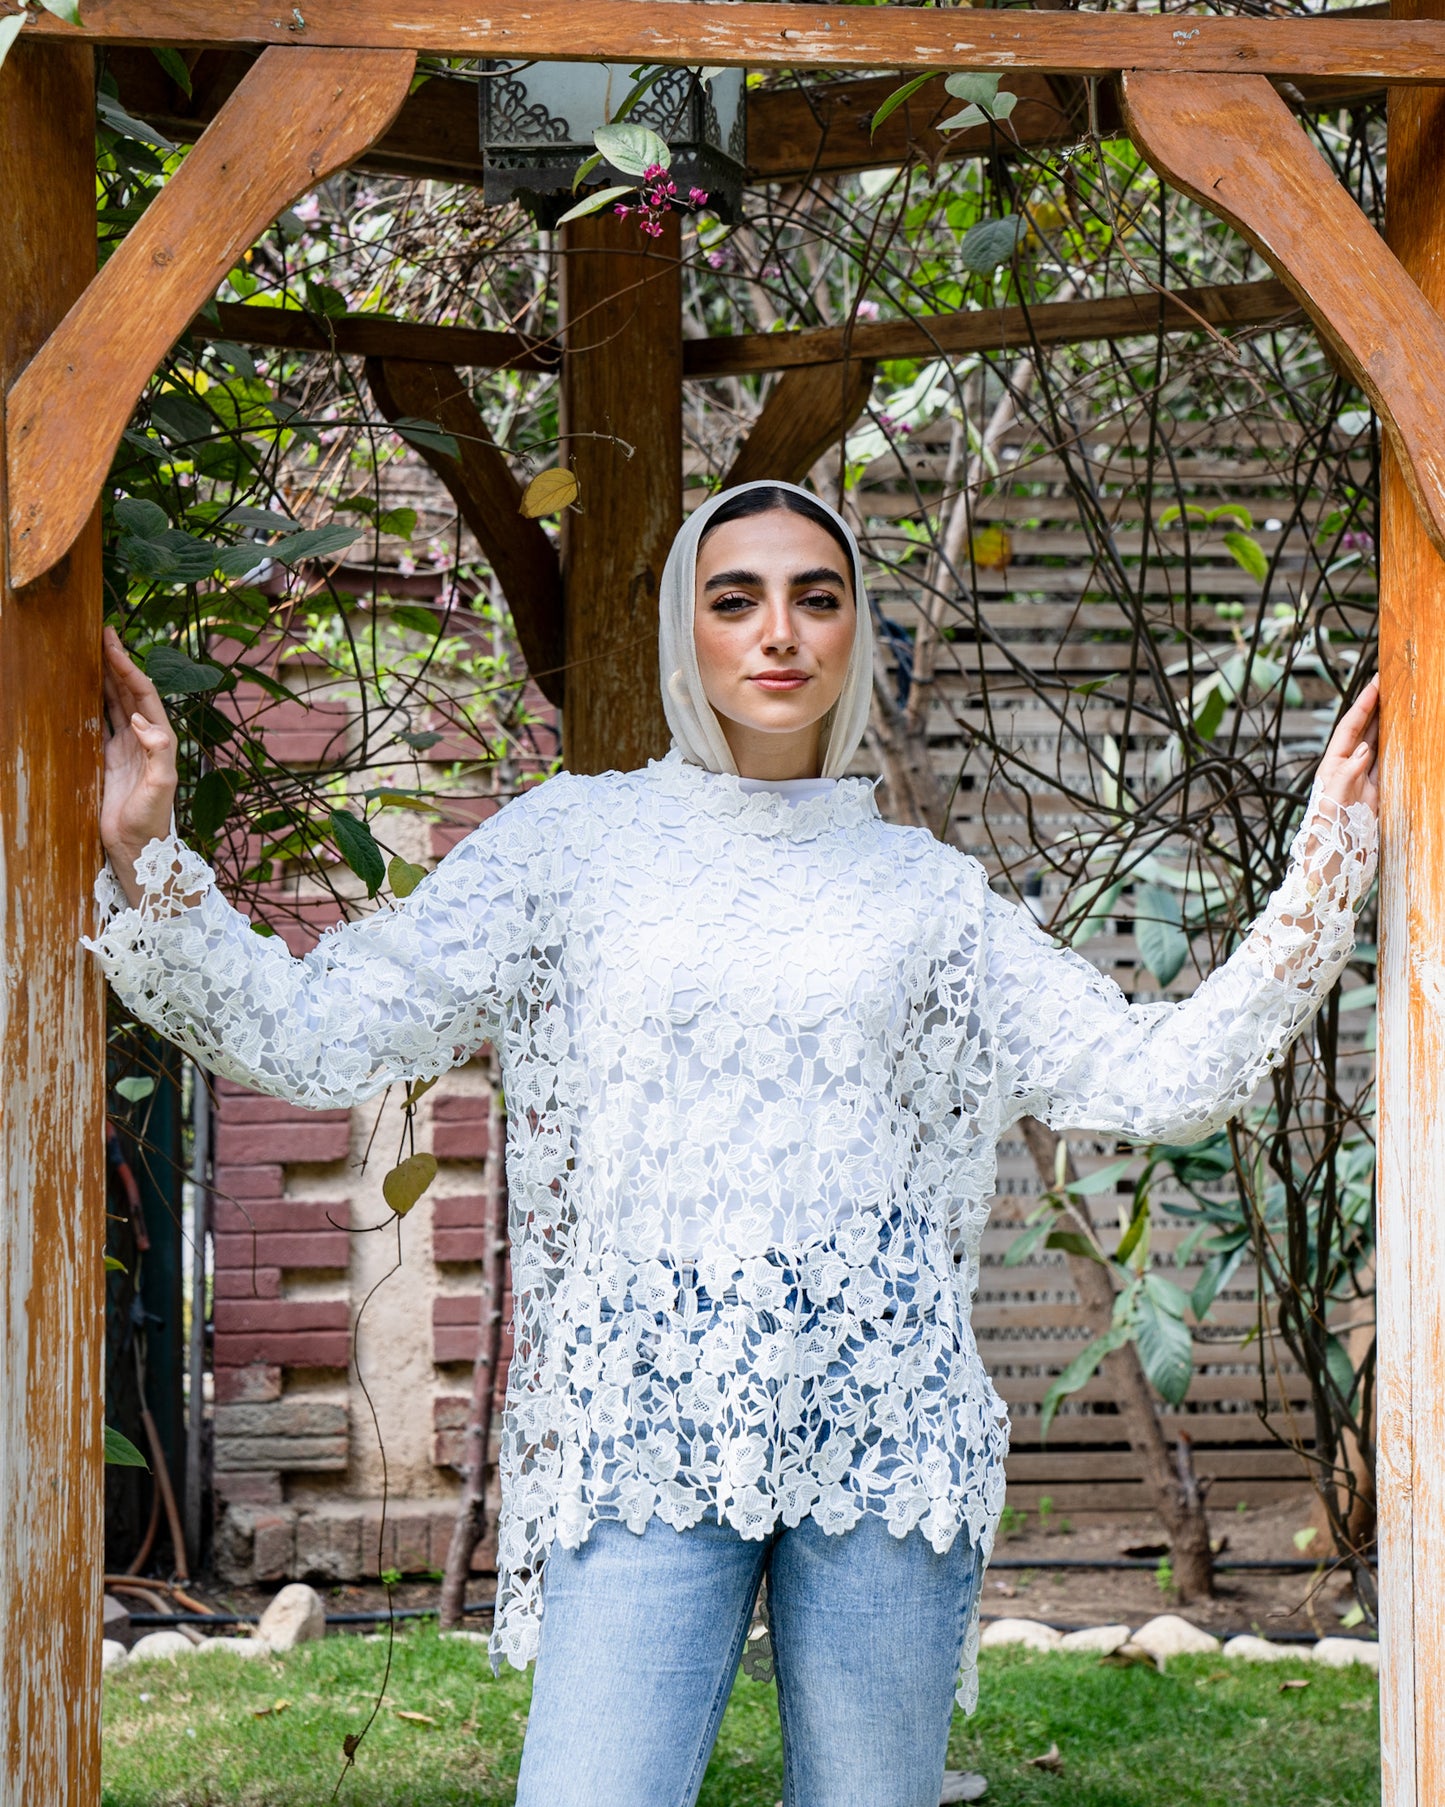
[84,751,1376,1712]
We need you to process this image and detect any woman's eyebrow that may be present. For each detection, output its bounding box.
[702,565,848,592]
[703,567,763,591]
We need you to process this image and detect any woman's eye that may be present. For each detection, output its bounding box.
[800,592,842,611]
[711,594,754,614]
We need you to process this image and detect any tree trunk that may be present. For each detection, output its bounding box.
[1016,1119,1215,1600]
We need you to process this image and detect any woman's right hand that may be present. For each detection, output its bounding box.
[102,625,180,907]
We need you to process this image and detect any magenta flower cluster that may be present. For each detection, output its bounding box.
[615,164,710,237]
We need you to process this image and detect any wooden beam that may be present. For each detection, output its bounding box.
[4,46,415,591]
[686,277,1301,377]
[364,358,566,707]
[192,276,1301,382]
[1121,70,1445,566]
[108,51,1386,195]
[721,359,876,490]
[0,38,105,1807]
[1377,9,1445,1800]
[17,0,1445,82]
[559,212,680,773]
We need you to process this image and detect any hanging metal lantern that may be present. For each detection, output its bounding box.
[478,61,747,227]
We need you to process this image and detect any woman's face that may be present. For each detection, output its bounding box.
[692,508,857,779]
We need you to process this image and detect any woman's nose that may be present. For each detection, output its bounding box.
[760,596,798,653]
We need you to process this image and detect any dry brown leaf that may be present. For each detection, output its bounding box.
[395,1710,436,1726]
[1279,1678,1312,1692]
[383,1152,438,1216]
[970,525,1012,571]
[519,466,579,518]
[252,1698,290,1719]
[404,1075,439,1107]
[1025,1741,1063,1772]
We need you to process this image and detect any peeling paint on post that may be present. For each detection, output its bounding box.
[1379,6,1445,1799]
[0,41,106,1806]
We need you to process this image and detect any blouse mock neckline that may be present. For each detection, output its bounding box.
[646,746,880,839]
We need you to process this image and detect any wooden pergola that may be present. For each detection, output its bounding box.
[0,2,1440,1799]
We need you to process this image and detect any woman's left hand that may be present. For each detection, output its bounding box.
[1313,674,1380,817]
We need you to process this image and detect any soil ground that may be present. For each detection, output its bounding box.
[173,1486,1366,1647]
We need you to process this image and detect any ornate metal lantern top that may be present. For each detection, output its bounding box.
[479,62,747,227]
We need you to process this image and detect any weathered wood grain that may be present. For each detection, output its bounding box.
[721,359,876,490]
[0,38,105,1807]
[1377,6,1445,1797]
[365,358,566,706]
[189,277,1300,383]
[559,211,680,773]
[15,0,1445,80]
[4,45,415,590]
[1122,68,1445,568]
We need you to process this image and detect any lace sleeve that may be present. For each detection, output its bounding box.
[980,787,1377,1144]
[83,795,551,1109]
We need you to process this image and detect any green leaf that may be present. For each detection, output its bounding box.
[1135,883,1191,987]
[1206,503,1254,531]
[0,13,27,77]
[959,215,1027,276]
[1112,1192,1150,1266]
[1223,530,1269,583]
[871,73,935,138]
[150,391,212,444]
[150,45,193,95]
[1143,1272,1191,1318]
[1157,503,1208,531]
[571,149,605,194]
[104,1424,149,1469]
[192,767,241,838]
[400,729,443,752]
[944,72,1004,106]
[554,184,639,228]
[377,507,417,540]
[269,524,363,565]
[1135,1290,1194,1404]
[114,497,170,538]
[1323,1332,1358,1407]
[1192,681,1227,743]
[1191,1242,1247,1321]
[329,808,385,897]
[144,645,224,696]
[391,417,462,460]
[388,856,428,899]
[104,1255,127,1273]
[213,543,267,580]
[593,121,670,177]
[1061,1155,1135,1198]
[1045,1229,1106,1264]
[1040,1324,1131,1438]
[114,1075,156,1103]
[388,604,444,637]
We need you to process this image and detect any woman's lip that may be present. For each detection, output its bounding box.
[750,672,810,690]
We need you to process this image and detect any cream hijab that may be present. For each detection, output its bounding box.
[657,480,875,780]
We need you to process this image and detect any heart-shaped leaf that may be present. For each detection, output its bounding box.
[959,215,1028,275]
[945,72,1004,106]
[383,1152,438,1217]
[144,645,224,695]
[388,856,428,899]
[520,467,580,518]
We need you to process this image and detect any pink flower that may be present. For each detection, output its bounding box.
[614,202,632,217]
[688,186,709,207]
[640,215,665,238]
[1341,528,1374,555]
[854,298,880,321]
[707,249,730,270]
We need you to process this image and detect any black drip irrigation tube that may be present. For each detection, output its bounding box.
[128,1599,499,1629]
[987,1557,1373,1573]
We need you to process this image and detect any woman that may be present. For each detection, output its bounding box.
[92,480,1379,1807]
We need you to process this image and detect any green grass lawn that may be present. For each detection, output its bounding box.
[101,1624,1380,1807]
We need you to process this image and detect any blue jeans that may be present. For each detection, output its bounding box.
[515,1509,984,1807]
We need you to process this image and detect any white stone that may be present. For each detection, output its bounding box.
[1312,1637,1380,1670]
[1059,1624,1133,1656]
[196,1635,271,1659]
[1130,1615,1221,1660]
[1222,1635,1296,1663]
[101,1639,128,1671]
[256,1583,326,1651]
[979,1618,1063,1652]
[939,1772,988,1803]
[128,1631,197,1663]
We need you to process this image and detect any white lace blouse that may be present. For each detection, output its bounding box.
[85,749,1377,1709]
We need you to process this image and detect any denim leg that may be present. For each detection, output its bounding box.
[768,1514,983,1807]
[515,1513,770,1807]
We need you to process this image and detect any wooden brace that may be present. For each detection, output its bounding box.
[365,358,567,707]
[1122,69,1445,568]
[721,360,877,491]
[3,45,415,591]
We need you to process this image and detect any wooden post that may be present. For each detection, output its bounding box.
[558,211,680,773]
[1379,4,1445,1797]
[0,40,106,1807]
